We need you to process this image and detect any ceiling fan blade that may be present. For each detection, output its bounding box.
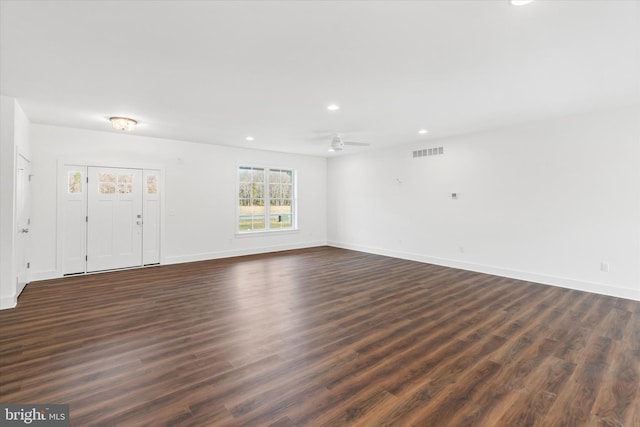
[306,134,329,142]
[343,141,370,147]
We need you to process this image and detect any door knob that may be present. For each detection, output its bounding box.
[136,221,142,225]
[20,228,29,234]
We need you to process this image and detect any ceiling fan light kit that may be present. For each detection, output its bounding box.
[331,136,345,151]
[326,134,370,152]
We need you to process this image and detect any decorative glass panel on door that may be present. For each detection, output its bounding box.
[147,175,158,194]
[99,183,116,194]
[117,174,133,194]
[68,171,82,193]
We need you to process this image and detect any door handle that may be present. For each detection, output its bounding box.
[136,221,143,225]
[20,228,29,234]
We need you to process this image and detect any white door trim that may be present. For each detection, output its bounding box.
[16,153,31,296]
[56,159,165,278]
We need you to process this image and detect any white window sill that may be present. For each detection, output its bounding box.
[235,228,300,237]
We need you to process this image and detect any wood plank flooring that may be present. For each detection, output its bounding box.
[1,246,639,426]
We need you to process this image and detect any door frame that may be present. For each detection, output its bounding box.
[16,153,32,295]
[56,159,165,277]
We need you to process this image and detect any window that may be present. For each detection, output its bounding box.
[98,173,134,194]
[238,166,295,232]
[146,175,158,194]
[68,171,83,193]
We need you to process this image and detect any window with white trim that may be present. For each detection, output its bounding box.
[238,166,295,232]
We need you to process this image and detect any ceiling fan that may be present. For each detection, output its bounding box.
[327,133,370,152]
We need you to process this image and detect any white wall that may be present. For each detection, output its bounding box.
[328,106,640,301]
[0,96,31,309]
[30,124,327,279]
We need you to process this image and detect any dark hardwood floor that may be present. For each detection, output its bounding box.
[1,246,638,426]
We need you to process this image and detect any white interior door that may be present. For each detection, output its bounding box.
[16,155,32,288]
[87,167,143,272]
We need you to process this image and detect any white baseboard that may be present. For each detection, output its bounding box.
[1,279,30,310]
[16,280,28,298]
[26,243,328,286]
[327,241,640,302]
[25,241,637,303]
[29,270,59,282]
[0,294,17,310]
[164,240,328,265]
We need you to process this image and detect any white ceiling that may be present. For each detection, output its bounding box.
[1,0,639,157]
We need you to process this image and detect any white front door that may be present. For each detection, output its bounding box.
[87,167,143,272]
[16,155,32,288]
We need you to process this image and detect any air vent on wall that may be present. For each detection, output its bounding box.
[412,146,444,158]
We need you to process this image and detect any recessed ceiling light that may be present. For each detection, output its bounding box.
[327,104,340,111]
[418,129,429,134]
[511,0,534,5]
[245,136,255,141]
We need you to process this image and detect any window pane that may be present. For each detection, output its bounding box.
[99,183,116,194]
[238,200,251,231]
[238,217,251,231]
[99,173,116,183]
[240,202,264,215]
[252,169,265,183]
[251,215,265,230]
[68,171,82,193]
[269,170,281,184]
[269,184,281,199]
[239,183,251,199]
[118,182,132,194]
[253,182,264,199]
[281,184,292,199]
[116,174,133,193]
[147,176,158,194]
[250,203,265,215]
[239,168,252,183]
[118,174,132,183]
[279,214,292,228]
[270,213,292,229]
[279,204,291,214]
[270,214,282,229]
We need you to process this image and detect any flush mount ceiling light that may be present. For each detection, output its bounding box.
[510,0,534,5]
[418,129,429,134]
[109,117,137,131]
[327,104,340,111]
